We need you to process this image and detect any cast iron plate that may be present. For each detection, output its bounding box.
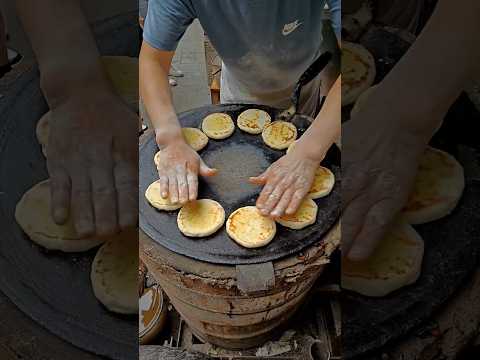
[0,13,138,360]
[140,104,341,265]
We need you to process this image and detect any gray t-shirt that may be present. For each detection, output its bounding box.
[143,0,341,109]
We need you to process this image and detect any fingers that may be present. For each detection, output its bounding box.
[114,161,138,230]
[49,168,71,224]
[159,174,169,199]
[176,164,189,205]
[256,176,280,215]
[90,161,118,236]
[167,169,179,204]
[70,171,95,238]
[186,169,198,201]
[285,188,307,215]
[249,169,268,185]
[270,187,294,218]
[347,200,396,261]
[261,176,294,216]
[341,193,370,256]
[199,159,217,177]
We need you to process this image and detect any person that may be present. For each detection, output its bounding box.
[15,0,138,237]
[140,0,342,218]
[342,0,480,261]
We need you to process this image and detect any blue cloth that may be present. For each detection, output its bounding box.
[144,0,341,107]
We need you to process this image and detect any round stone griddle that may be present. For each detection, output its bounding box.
[0,13,138,360]
[139,104,341,265]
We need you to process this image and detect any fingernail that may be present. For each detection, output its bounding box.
[161,192,168,198]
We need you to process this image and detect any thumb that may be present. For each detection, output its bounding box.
[199,159,218,177]
[249,170,268,185]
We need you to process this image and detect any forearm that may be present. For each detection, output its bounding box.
[377,0,480,138]
[297,76,341,162]
[16,0,111,107]
[139,42,182,146]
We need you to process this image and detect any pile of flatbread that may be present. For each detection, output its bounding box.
[147,109,336,249]
[15,56,140,315]
[342,147,465,297]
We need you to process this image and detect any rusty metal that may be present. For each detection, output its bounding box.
[140,223,339,350]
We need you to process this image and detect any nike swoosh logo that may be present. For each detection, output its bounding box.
[282,20,303,36]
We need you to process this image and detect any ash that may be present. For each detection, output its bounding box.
[202,143,270,205]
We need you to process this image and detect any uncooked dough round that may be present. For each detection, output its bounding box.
[262,121,297,150]
[342,42,376,106]
[342,220,424,297]
[403,147,464,224]
[276,198,318,230]
[237,109,272,134]
[308,167,335,199]
[145,180,183,211]
[177,199,225,237]
[91,228,138,314]
[226,206,276,248]
[15,180,104,252]
[201,113,235,140]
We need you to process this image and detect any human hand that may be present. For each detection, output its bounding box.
[342,114,429,261]
[250,143,320,218]
[155,134,217,205]
[47,90,138,237]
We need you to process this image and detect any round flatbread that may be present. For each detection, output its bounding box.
[177,199,225,237]
[262,121,297,150]
[35,112,50,157]
[145,180,183,211]
[342,220,424,297]
[36,112,49,147]
[201,113,235,140]
[101,55,139,111]
[226,206,276,248]
[342,42,376,107]
[350,84,378,118]
[308,167,335,199]
[276,198,318,230]
[286,140,297,154]
[403,147,464,225]
[237,109,272,134]
[15,180,104,252]
[91,228,138,314]
[182,127,209,151]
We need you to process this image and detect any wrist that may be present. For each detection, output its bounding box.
[293,138,329,163]
[372,82,445,141]
[40,60,113,108]
[155,124,184,149]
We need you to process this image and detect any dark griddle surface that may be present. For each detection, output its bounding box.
[140,104,341,265]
